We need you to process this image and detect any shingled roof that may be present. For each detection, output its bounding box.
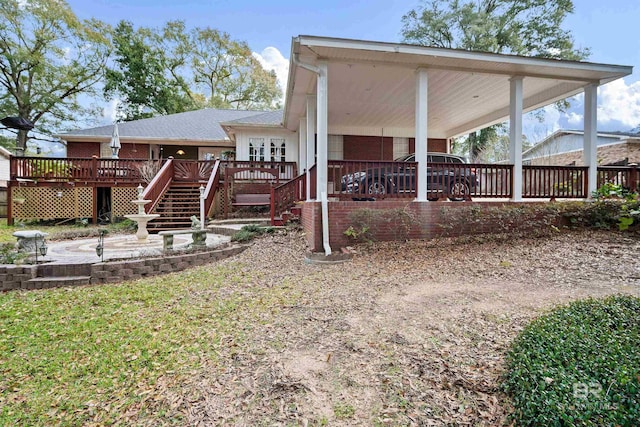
[58,109,282,141]
[221,110,283,126]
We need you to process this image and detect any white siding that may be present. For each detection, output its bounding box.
[0,156,9,186]
[525,133,624,161]
[328,134,343,160]
[393,137,409,158]
[235,128,298,164]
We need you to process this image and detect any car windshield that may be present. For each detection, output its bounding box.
[394,153,469,163]
[394,154,415,162]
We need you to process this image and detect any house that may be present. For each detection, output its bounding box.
[58,109,290,161]
[0,146,10,218]
[0,146,10,187]
[59,107,450,165]
[7,35,634,250]
[524,130,640,166]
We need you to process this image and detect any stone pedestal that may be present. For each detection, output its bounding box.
[13,230,48,252]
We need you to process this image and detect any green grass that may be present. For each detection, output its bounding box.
[503,295,640,426]
[0,262,302,426]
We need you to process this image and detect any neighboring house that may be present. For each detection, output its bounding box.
[524,130,640,166]
[0,146,11,188]
[0,146,10,218]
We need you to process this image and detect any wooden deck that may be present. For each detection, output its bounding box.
[6,156,639,226]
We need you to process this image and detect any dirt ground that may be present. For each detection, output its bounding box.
[155,229,640,426]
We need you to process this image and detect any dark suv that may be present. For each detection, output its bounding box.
[340,152,479,201]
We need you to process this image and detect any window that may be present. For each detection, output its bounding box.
[393,137,409,159]
[270,138,286,162]
[249,138,265,162]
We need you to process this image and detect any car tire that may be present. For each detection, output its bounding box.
[448,180,470,201]
[367,181,387,195]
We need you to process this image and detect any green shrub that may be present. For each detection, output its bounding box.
[231,224,275,242]
[0,243,28,264]
[503,295,640,426]
[560,199,640,231]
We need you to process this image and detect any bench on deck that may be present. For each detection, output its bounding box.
[158,229,207,251]
[232,193,271,207]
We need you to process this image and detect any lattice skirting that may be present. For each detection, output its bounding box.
[112,187,138,217]
[11,187,93,221]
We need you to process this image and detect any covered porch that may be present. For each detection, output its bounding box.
[283,36,633,253]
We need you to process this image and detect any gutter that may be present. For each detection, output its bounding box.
[292,52,332,256]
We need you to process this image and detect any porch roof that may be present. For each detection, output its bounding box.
[284,36,633,139]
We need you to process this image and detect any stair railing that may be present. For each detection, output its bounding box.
[142,157,175,213]
[271,170,307,224]
[203,159,221,217]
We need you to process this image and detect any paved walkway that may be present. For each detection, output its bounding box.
[16,219,269,266]
[41,232,231,265]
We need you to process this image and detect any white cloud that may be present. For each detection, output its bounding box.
[566,112,583,125]
[253,47,289,95]
[524,105,562,142]
[526,77,640,143]
[597,78,640,129]
[102,99,118,123]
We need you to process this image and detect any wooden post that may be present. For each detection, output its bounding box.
[92,186,98,224]
[91,155,98,180]
[270,183,276,226]
[629,163,639,193]
[7,180,13,226]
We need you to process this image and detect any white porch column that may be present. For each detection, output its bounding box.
[583,83,598,197]
[509,76,524,201]
[306,95,316,201]
[316,62,329,201]
[299,117,307,175]
[415,68,429,201]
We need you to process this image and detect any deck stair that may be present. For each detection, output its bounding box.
[149,184,202,232]
[272,204,302,226]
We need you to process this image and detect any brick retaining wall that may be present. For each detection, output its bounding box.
[0,244,246,292]
[302,200,565,252]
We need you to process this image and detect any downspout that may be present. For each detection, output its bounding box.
[293,54,332,256]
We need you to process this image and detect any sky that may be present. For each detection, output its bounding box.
[64,0,640,145]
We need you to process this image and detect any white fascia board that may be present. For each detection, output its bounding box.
[284,37,304,130]
[60,135,229,145]
[297,35,632,79]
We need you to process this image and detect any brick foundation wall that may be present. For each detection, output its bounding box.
[302,200,562,252]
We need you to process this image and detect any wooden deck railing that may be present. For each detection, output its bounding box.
[143,158,174,214]
[173,160,216,182]
[219,160,297,181]
[271,171,306,223]
[326,160,513,199]
[10,156,160,183]
[203,160,221,217]
[522,165,589,198]
[597,165,639,193]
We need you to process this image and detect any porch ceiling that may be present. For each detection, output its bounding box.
[284,36,633,139]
